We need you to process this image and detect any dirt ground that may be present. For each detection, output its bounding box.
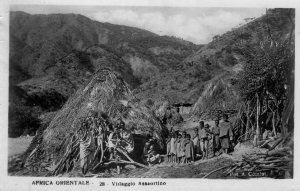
[86,155,236,179]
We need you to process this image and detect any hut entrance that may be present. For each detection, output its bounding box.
[132,134,145,163]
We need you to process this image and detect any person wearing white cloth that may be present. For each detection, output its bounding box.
[79,122,96,175]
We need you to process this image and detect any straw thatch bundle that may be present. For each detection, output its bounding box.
[190,73,240,117]
[22,68,168,169]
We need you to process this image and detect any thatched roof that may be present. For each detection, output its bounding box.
[190,73,240,116]
[28,68,167,162]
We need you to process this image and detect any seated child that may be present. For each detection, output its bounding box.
[147,145,161,166]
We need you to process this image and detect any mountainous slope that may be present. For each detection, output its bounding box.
[10,11,201,85]
[18,50,93,111]
[10,9,294,136]
[9,11,201,136]
[117,36,202,83]
[185,9,294,71]
[135,57,224,104]
[136,8,294,109]
[10,11,202,104]
[10,11,156,82]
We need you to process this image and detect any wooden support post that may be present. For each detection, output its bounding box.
[116,148,150,168]
[256,93,261,144]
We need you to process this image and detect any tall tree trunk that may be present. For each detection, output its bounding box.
[245,115,250,140]
[244,102,251,140]
[255,93,261,146]
[256,93,261,136]
[240,118,246,141]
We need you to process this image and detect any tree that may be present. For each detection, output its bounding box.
[234,9,294,142]
[212,35,220,41]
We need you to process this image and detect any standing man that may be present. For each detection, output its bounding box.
[199,121,209,160]
[79,121,96,175]
[219,114,234,154]
[207,119,221,157]
[192,128,201,159]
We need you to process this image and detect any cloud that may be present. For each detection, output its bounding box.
[11,5,264,44]
[90,9,250,44]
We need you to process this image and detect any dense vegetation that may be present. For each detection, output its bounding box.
[233,9,295,141]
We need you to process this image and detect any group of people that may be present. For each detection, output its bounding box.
[107,118,134,160]
[166,114,234,164]
[78,113,134,174]
[77,111,235,171]
[166,131,195,163]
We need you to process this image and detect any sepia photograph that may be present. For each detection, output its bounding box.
[6,2,295,182]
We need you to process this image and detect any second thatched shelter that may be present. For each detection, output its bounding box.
[190,72,240,119]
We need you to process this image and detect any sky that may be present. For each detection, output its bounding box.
[10,5,265,44]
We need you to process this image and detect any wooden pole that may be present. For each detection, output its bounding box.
[255,93,261,145]
[116,148,150,169]
[201,165,233,179]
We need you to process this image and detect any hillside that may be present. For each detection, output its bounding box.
[117,36,203,83]
[9,11,201,136]
[136,8,294,110]
[10,11,201,84]
[185,9,294,70]
[10,11,201,105]
[10,11,155,82]
[135,57,224,104]
[9,9,294,136]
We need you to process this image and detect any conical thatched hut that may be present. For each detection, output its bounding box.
[190,73,240,118]
[22,68,168,172]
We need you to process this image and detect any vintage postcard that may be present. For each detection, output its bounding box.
[1,0,299,190]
